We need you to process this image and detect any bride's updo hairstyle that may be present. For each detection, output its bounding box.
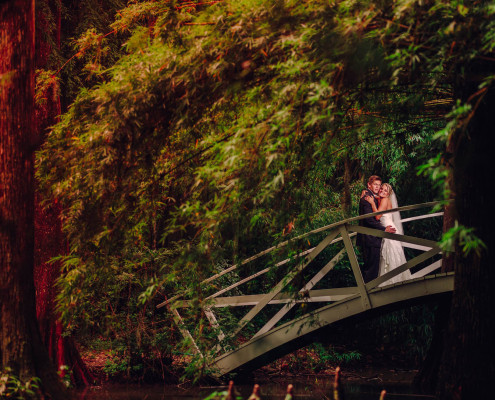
[381,183,393,197]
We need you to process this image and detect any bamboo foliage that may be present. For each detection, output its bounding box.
[34,0,494,381]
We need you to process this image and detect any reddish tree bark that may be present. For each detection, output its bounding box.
[34,197,94,386]
[0,1,66,398]
[33,0,94,386]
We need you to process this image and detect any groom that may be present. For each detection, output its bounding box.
[357,175,395,283]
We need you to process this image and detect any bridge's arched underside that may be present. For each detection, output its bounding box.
[158,203,451,377]
[212,272,454,377]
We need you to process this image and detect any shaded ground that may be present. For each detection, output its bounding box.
[80,342,420,387]
[253,345,418,387]
[80,349,113,381]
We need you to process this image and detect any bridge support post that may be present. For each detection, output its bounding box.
[231,228,341,337]
[339,225,371,310]
[171,308,203,358]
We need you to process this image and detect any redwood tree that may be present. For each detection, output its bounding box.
[33,0,93,386]
[0,1,66,398]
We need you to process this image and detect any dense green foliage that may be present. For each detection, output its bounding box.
[0,368,41,399]
[36,0,494,381]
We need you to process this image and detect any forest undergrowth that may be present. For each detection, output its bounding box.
[30,0,492,389]
[76,304,434,385]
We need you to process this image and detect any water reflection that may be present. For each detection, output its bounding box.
[75,379,435,400]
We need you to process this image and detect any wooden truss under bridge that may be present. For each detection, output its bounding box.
[157,201,453,377]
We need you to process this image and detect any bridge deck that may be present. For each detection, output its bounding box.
[213,272,453,375]
[157,201,452,376]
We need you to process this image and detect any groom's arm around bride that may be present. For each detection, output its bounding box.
[357,176,395,283]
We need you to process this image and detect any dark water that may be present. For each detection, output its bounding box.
[75,378,435,400]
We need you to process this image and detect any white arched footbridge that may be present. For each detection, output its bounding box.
[158,201,452,376]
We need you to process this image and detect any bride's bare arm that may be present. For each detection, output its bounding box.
[375,197,390,220]
[366,196,389,220]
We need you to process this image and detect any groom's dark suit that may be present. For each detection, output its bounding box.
[357,188,386,283]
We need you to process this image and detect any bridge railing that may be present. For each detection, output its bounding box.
[158,201,445,357]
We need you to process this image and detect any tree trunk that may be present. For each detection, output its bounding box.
[0,2,66,398]
[342,156,352,217]
[413,296,451,393]
[436,65,495,399]
[413,135,457,393]
[34,197,94,386]
[33,0,94,386]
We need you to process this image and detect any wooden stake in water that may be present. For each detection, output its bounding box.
[247,384,261,400]
[223,381,235,400]
[333,367,345,400]
[284,384,294,400]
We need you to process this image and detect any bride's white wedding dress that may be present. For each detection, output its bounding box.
[379,195,411,285]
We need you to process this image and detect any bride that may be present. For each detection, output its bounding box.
[364,183,411,285]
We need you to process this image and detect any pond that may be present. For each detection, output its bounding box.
[75,377,435,400]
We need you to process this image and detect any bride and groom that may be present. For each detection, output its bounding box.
[357,175,411,285]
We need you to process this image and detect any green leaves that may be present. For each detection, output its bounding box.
[35,69,59,106]
[440,221,487,257]
[0,368,41,400]
[34,0,495,380]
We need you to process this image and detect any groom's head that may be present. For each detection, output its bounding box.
[367,175,382,195]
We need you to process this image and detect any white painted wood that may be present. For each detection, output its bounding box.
[171,309,202,357]
[347,225,440,248]
[252,247,347,339]
[212,273,454,376]
[204,308,225,343]
[401,212,444,223]
[206,247,316,300]
[158,201,451,375]
[157,202,444,308]
[231,229,341,337]
[410,260,442,279]
[402,243,433,251]
[178,288,360,307]
[206,235,357,300]
[366,247,441,290]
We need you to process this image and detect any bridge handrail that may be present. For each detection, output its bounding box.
[159,201,448,365]
[157,201,445,308]
[205,201,444,282]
